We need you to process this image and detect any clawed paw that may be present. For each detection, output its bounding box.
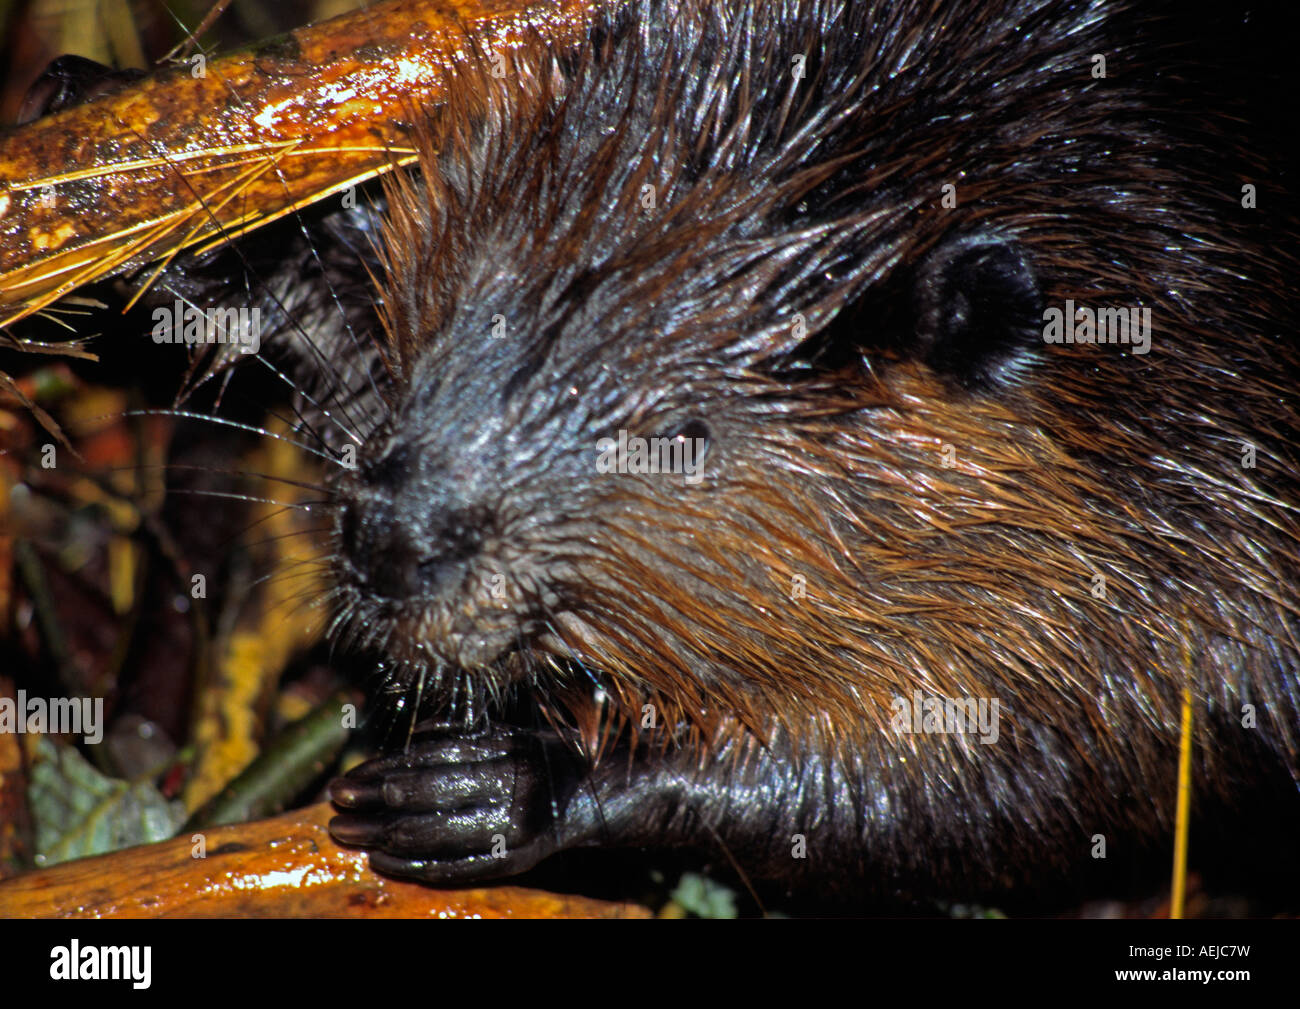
[329,726,584,883]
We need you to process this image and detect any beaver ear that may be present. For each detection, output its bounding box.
[911,232,1042,389]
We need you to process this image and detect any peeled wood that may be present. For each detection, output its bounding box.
[0,0,599,330]
[0,801,650,917]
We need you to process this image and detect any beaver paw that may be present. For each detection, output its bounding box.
[328,727,585,884]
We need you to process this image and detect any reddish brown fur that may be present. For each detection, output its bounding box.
[305,0,1300,897]
[360,1,1299,807]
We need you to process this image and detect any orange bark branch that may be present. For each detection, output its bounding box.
[0,0,601,330]
[0,801,650,918]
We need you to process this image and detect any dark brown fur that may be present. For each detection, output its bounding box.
[168,0,1300,904]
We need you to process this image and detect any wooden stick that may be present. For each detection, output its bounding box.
[0,0,601,330]
[0,801,650,918]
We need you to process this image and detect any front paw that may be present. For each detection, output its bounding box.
[329,726,585,884]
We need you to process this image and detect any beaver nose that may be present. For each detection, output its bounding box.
[340,498,484,600]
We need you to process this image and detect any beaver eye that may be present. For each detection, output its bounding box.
[663,418,711,463]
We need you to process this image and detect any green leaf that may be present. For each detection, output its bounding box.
[28,736,185,866]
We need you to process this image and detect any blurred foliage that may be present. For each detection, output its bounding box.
[28,735,185,866]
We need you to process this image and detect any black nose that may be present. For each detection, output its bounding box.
[339,498,484,600]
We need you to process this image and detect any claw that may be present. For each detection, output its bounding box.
[328,812,387,846]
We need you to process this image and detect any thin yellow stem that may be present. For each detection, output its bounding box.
[1171,684,1193,919]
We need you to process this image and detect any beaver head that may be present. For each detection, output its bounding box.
[325,0,1299,769]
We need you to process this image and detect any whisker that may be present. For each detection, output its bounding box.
[284,192,389,430]
[163,487,321,512]
[120,409,345,466]
[194,69,390,433]
[101,115,371,415]
[99,462,333,496]
[154,284,364,453]
[237,528,336,562]
[245,353,367,448]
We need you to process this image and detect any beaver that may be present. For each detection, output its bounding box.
[31,0,1284,909]
[298,0,1300,909]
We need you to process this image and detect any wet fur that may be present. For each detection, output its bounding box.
[173,0,1299,900]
